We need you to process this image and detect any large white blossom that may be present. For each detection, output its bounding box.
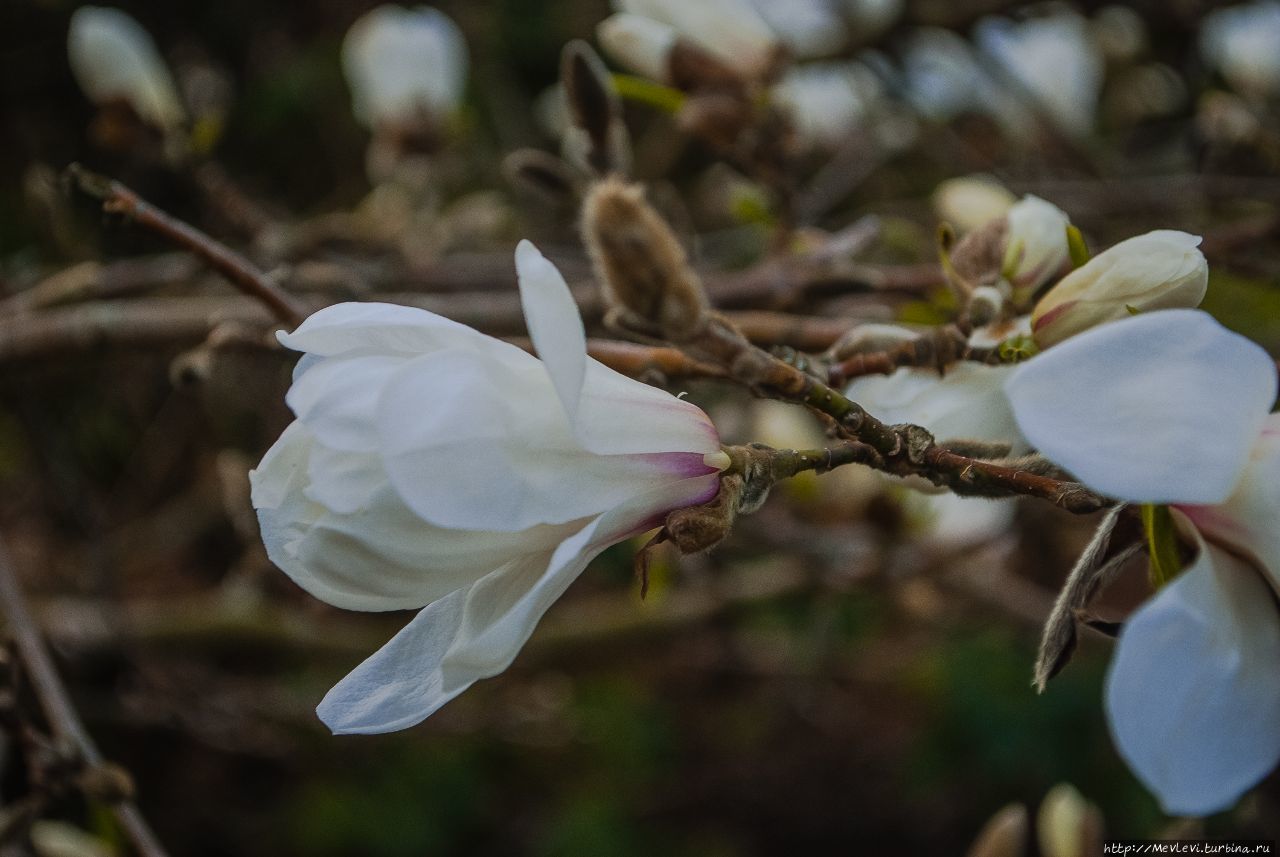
[251,241,726,733]
[67,6,185,133]
[341,5,468,130]
[1005,308,1280,815]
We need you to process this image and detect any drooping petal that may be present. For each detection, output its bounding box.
[1186,412,1280,593]
[317,473,720,733]
[846,363,1026,450]
[278,301,527,363]
[1005,309,1277,504]
[1105,535,1280,816]
[515,240,587,423]
[376,349,716,531]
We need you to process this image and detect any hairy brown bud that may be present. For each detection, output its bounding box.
[664,474,742,554]
[966,803,1029,857]
[581,176,710,341]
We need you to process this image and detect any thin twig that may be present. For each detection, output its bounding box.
[65,164,307,327]
[0,541,170,857]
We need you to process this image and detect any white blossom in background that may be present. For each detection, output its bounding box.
[616,0,779,79]
[975,10,1104,138]
[1005,309,1280,815]
[67,6,185,133]
[1200,1,1280,100]
[771,62,881,148]
[1030,230,1207,348]
[749,0,847,59]
[1003,195,1071,296]
[840,0,904,38]
[899,28,1031,137]
[342,5,468,130]
[251,241,727,733]
[597,13,680,83]
[932,176,1016,235]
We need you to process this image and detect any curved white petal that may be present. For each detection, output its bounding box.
[515,240,587,423]
[278,301,527,363]
[285,354,404,453]
[1187,413,1280,593]
[1006,309,1277,504]
[317,473,719,733]
[376,350,717,531]
[1105,536,1280,816]
[575,361,720,456]
[846,363,1025,450]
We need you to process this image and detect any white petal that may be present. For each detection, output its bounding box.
[574,361,720,456]
[68,7,185,131]
[317,473,719,733]
[1105,536,1280,816]
[515,240,587,423]
[285,354,404,452]
[278,301,526,363]
[1187,412,1280,593]
[846,363,1026,450]
[376,350,717,531]
[1005,309,1277,504]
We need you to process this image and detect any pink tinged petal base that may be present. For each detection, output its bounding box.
[1105,534,1280,816]
[1005,309,1278,505]
[316,473,720,734]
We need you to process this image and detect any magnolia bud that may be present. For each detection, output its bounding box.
[581,177,709,341]
[933,176,1016,235]
[598,13,679,84]
[966,803,1029,857]
[1030,230,1208,349]
[1002,195,1071,295]
[1037,783,1103,857]
[619,0,779,80]
[67,7,185,134]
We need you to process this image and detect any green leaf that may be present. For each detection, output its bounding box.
[611,74,685,113]
[1066,224,1090,268]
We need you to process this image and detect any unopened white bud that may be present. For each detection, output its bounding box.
[1003,195,1071,294]
[597,13,679,83]
[933,176,1016,235]
[620,0,779,79]
[342,5,468,130]
[1031,230,1208,349]
[1037,784,1100,857]
[68,7,185,133]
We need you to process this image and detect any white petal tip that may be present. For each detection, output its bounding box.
[703,450,731,471]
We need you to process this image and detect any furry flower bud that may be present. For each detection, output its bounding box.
[1030,230,1207,348]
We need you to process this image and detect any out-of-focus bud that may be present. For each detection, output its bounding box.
[1030,230,1208,349]
[561,41,631,176]
[68,7,186,134]
[975,10,1104,139]
[750,0,847,59]
[1196,90,1261,147]
[598,13,680,84]
[1091,6,1146,63]
[966,803,1029,857]
[1003,195,1071,295]
[581,177,709,341]
[933,176,1016,235]
[341,5,468,132]
[771,61,879,149]
[1200,1,1280,101]
[1037,783,1103,857]
[619,0,779,80]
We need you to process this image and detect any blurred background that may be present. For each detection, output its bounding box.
[2,0,1279,853]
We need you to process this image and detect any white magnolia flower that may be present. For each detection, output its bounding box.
[1005,308,1280,815]
[975,10,1104,138]
[251,241,726,733]
[846,360,1025,451]
[1003,195,1071,296]
[618,0,779,79]
[1031,230,1208,349]
[1201,1,1280,100]
[597,13,681,84]
[67,6,185,133]
[342,5,468,130]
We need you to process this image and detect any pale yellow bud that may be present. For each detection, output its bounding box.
[598,13,679,84]
[933,176,1017,235]
[966,803,1028,857]
[1003,195,1071,294]
[1037,783,1102,857]
[1031,230,1207,348]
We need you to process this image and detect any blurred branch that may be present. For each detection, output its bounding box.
[65,164,307,327]
[0,540,169,857]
